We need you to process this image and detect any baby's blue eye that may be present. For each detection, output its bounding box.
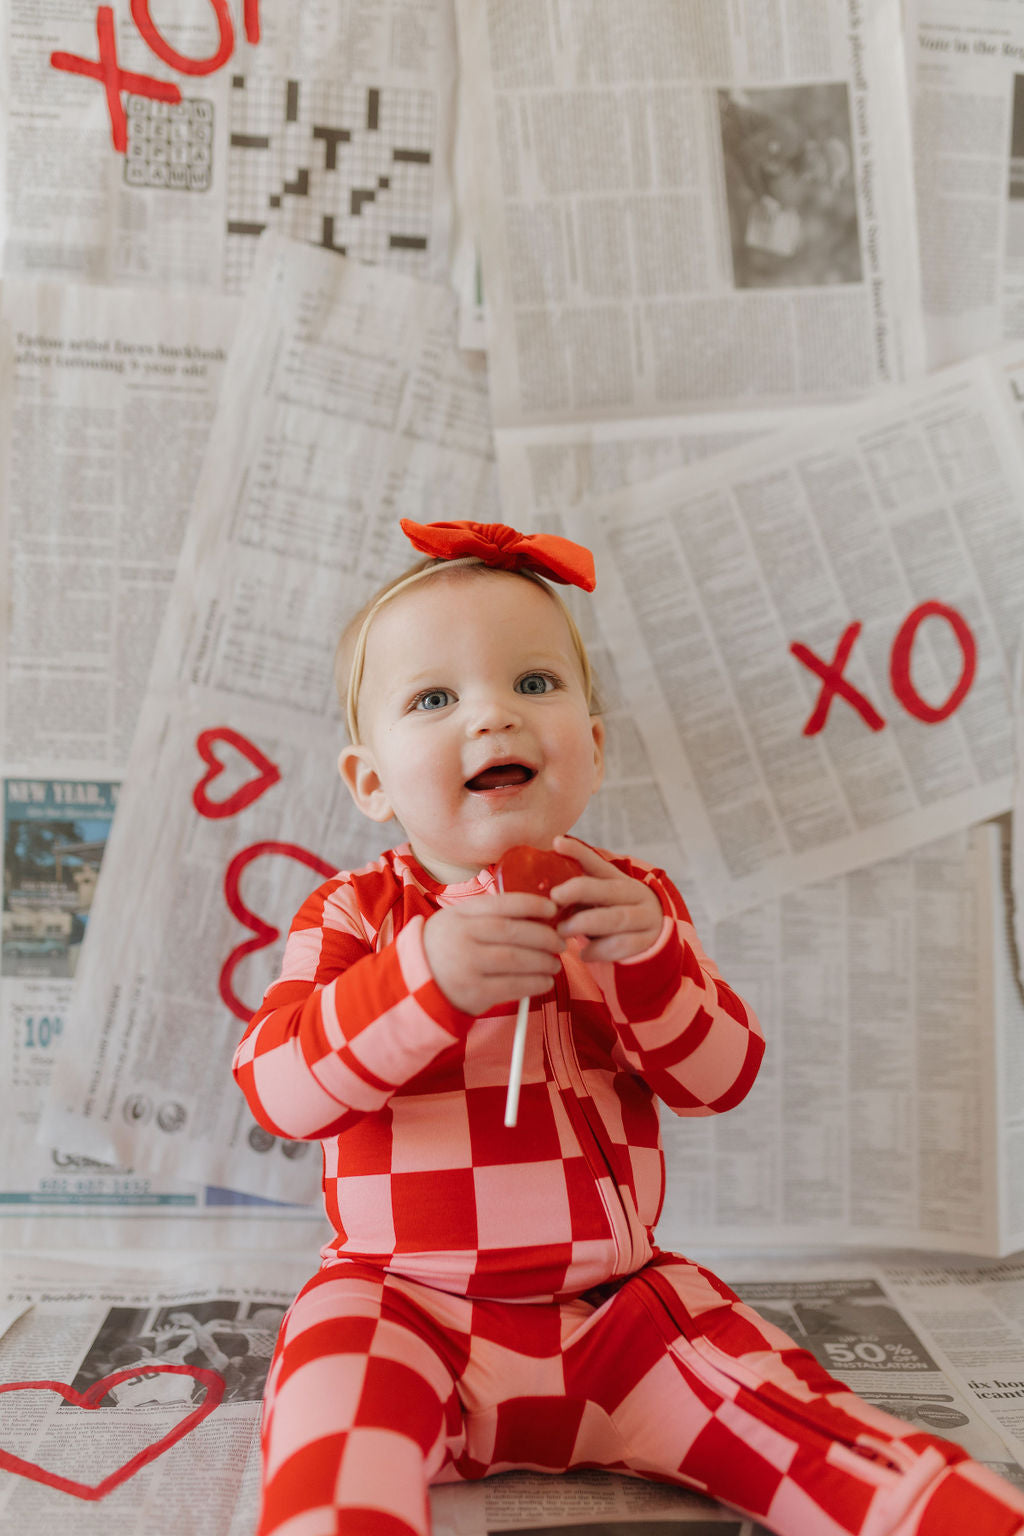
[413,688,454,711]
[516,672,556,695]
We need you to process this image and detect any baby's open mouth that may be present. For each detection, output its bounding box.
[465,763,536,791]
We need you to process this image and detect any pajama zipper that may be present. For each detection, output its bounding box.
[542,969,642,1274]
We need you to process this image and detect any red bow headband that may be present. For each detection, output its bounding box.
[345,520,596,742]
[400,519,596,592]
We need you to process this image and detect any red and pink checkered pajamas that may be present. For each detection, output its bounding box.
[234,845,1024,1536]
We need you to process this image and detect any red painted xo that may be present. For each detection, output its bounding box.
[494,844,583,1128]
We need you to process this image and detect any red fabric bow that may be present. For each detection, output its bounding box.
[400,519,596,592]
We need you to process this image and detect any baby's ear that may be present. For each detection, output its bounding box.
[590,714,606,792]
[338,746,394,823]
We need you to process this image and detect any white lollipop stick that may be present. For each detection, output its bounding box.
[504,996,530,1127]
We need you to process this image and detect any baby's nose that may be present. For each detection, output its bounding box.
[468,692,520,732]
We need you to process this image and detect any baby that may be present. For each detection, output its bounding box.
[233,519,1024,1536]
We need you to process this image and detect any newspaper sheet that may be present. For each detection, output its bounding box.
[657,821,1024,1258]
[36,233,504,1202]
[882,1253,1024,1461]
[456,0,923,424]
[718,1254,1024,1494]
[0,276,315,1232]
[908,0,1024,369]
[575,348,1024,919]
[1,0,455,295]
[5,1250,1019,1535]
[0,1252,308,1534]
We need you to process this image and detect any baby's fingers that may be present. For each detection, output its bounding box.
[555,901,648,940]
[575,932,656,964]
[549,874,632,914]
[475,916,565,958]
[466,890,559,923]
[552,836,617,880]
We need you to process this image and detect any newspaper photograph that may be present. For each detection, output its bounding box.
[0,1254,306,1534]
[457,0,923,424]
[1,0,456,294]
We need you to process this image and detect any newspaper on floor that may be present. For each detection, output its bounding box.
[36,233,503,1202]
[5,1249,1021,1535]
[716,1253,1024,1495]
[907,0,1024,369]
[574,345,1024,919]
[456,0,923,424]
[0,1251,309,1534]
[1,0,455,294]
[656,820,1024,1258]
[0,277,310,1233]
[880,1252,1024,1462]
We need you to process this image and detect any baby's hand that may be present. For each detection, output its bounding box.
[548,836,664,962]
[423,892,565,1015]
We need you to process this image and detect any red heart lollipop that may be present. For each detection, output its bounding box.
[495,844,585,1129]
[495,844,583,922]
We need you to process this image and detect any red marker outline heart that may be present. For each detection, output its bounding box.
[220,840,337,1021]
[193,728,281,820]
[0,1364,224,1500]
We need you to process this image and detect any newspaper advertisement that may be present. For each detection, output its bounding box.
[882,1253,1024,1460]
[656,822,1024,1258]
[456,0,923,425]
[0,276,314,1231]
[720,1260,1024,1492]
[909,0,1024,369]
[577,349,1024,919]
[2,0,455,294]
[3,1252,1023,1535]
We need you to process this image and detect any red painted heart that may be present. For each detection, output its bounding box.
[0,1364,224,1501]
[193,728,281,820]
[495,844,584,925]
[220,841,337,1022]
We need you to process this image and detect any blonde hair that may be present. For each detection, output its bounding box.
[337,558,595,744]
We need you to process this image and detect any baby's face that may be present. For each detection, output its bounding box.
[339,570,604,883]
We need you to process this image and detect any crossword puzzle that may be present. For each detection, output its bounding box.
[224,75,435,291]
[124,95,214,192]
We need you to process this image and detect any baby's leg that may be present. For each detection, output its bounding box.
[257,1264,465,1536]
[567,1255,1024,1536]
